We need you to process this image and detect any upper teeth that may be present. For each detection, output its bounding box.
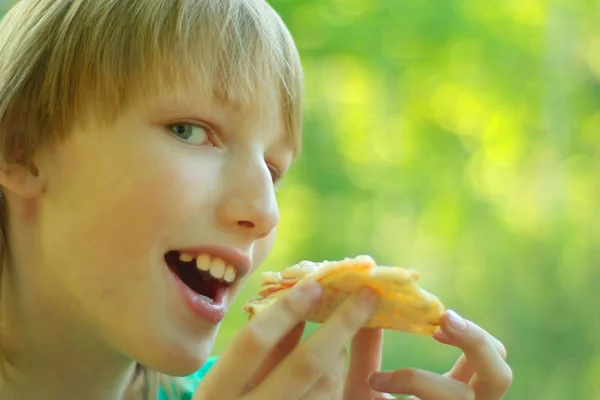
[178,252,237,283]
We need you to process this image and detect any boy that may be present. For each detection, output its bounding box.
[0,0,512,399]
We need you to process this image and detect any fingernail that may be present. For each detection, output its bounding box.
[447,310,468,332]
[369,371,393,387]
[358,287,379,308]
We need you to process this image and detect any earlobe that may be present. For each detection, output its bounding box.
[0,162,44,200]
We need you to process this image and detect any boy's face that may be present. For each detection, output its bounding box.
[26,89,293,374]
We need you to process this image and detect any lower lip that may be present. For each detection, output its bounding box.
[167,266,227,324]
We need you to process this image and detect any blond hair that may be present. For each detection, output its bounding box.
[0,0,303,398]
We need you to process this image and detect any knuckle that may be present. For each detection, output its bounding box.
[280,292,309,318]
[240,325,272,355]
[290,349,322,381]
[469,331,490,349]
[339,305,367,330]
[489,364,513,394]
[243,378,260,393]
[401,368,420,381]
[316,373,339,394]
[398,368,420,391]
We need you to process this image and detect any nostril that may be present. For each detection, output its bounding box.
[237,220,255,229]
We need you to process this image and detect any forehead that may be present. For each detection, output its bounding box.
[0,0,303,165]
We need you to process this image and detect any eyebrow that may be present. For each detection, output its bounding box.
[148,93,301,157]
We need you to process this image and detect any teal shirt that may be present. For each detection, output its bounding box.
[158,356,218,400]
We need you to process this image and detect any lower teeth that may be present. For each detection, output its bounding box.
[198,294,214,303]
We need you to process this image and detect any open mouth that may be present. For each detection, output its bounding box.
[165,251,235,303]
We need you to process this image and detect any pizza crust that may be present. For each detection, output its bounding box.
[242,255,445,335]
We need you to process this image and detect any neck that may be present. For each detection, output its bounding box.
[0,265,141,400]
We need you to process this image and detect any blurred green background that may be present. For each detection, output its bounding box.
[223,1,598,399]
[2,0,599,399]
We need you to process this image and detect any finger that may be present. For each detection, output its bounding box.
[434,323,508,359]
[369,368,474,400]
[246,322,306,392]
[435,323,507,383]
[437,310,513,399]
[299,348,347,400]
[252,287,379,400]
[336,378,345,400]
[335,362,346,400]
[443,354,474,383]
[344,328,384,400]
[197,280,322,399]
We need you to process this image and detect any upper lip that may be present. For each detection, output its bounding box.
[174,245,252,280]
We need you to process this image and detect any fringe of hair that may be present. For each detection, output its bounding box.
[0,0,303,398]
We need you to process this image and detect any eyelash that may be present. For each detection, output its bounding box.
[168,121,284,185]
[267,164,282,184]
[167,122,217,146]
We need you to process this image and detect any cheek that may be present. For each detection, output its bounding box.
[39,139,220,285]
[251,228,277,271]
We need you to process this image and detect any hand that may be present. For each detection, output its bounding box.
[365,310,512,400]
[192,281,379,400]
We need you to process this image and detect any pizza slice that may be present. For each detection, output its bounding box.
[242,255,445,335]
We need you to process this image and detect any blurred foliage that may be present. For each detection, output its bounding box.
[221,1,600,399]
[2,0,599,399]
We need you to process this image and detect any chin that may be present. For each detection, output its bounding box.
[130,334,217,377]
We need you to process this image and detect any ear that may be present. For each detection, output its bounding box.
[0,161,44,200]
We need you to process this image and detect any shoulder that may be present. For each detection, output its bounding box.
[158,356,218,400]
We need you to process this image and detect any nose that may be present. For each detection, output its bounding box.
[216,163,280,240]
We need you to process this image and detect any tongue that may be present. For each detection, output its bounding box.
[179,266,218,300]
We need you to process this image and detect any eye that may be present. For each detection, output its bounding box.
[168,123,212,146]
[267,164,282,183]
